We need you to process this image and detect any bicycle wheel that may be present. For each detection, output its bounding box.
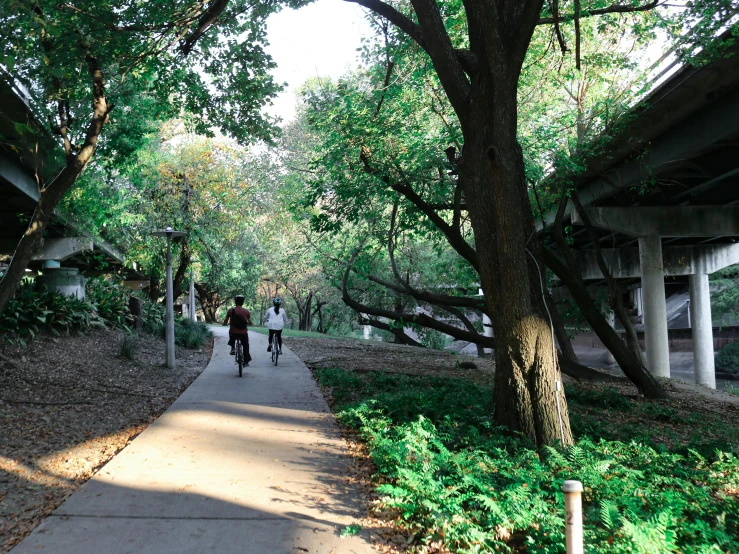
[273,333,279,365]
[237,341,243,377]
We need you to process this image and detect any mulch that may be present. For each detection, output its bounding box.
[0,329,212,553]
[287,336,496,386]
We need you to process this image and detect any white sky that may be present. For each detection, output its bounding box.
[264,0,373,122]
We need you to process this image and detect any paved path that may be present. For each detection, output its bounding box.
[13,328,375,553]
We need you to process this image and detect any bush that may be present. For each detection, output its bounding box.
[0,282,106,343]
[316,369,739,554]
[120,331,138,360]
[85,277,132,327]
[151,316,211,349]
[715,341,739,374]
[174,317,212,349]
[417,327,449,350]
[140,300,166,334]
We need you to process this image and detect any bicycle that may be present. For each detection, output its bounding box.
[271,331,280,365]
[235,336,245,377]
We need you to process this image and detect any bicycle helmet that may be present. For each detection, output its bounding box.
[234,294,245,306]
[273,297,282,305]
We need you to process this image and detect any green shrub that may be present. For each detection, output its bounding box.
[174,317,212,349]
[417,328,449,350]
[0,282,106,343]
[151,316,211,349]
[120,331,138,360]
[140,300,166,334]
[85,277,132,327]
[316,369,739,554]
[715,341,739,374]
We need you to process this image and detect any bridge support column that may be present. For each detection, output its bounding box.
[638,235,670,378]
[482,314,493,354]
[689,273,716,389]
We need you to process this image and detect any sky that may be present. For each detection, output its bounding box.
[263,0,373,122]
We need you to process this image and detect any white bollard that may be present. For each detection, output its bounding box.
[563,480,584,554]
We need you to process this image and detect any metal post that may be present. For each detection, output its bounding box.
[686,299,691,329]
[563,480,584,554]
[165,231,175,369]
[189,264,196,322]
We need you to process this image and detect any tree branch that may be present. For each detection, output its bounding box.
[346,0,425,44]
[180,0,231,56]
[342,246,493,347]
[538,1,660,24]
[391,182,478,270]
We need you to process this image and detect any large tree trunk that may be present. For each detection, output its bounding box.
[170,241,191,303]
[461,66,572,446]
[194,282,219,323]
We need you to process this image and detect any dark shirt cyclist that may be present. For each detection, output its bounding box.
[222,295,253,362]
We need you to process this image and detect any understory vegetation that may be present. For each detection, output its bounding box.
[715,342,739,375]
[1,279,210,350]
[315,368,739,553]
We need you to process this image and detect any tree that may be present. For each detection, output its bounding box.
[0,0,303,313]
[332,0,739,446]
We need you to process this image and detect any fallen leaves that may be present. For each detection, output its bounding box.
[0,329,212,553]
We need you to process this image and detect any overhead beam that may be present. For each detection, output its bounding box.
[0,237,93,261]
[571,243,739,280]
[572,206,739,237]
[539,86,739,229]
[0,151,39,204]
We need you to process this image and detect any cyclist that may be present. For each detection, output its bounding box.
[264,297,288,354]
[222,295,253,362]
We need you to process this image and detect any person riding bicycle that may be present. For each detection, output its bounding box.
[264,297,288,354]
[223,295,253,362]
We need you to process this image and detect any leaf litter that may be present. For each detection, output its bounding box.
[0,328,212,552]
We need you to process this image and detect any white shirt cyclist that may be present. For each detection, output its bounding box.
[264,307,288,330]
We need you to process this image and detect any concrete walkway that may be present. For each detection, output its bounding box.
[13,328,375,553]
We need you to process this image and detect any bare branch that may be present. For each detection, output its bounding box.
[345,0,425,45]
[538,1,660,25]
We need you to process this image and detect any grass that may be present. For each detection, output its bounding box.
[314,369,739,553]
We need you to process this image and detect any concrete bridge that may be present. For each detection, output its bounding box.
[0,69,124,297]
[541,35,739,388]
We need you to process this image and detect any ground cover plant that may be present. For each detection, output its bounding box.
[716,342,739,375]
[315,369,739,553]
[0,282,108,343]
[150,317,212,349]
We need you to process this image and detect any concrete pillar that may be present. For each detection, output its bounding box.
[638,235,670,378]
[482,313,493,354]
[689,273,716,389]
[635,287,643,322]
[37,267,86,299]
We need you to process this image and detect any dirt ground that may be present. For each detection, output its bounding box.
[288,336,496,385]
[0,329,212,552]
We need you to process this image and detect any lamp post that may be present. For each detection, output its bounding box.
[189,258,196,322]
[152,227,187,368]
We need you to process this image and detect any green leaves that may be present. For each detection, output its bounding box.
[317,368,739,554]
